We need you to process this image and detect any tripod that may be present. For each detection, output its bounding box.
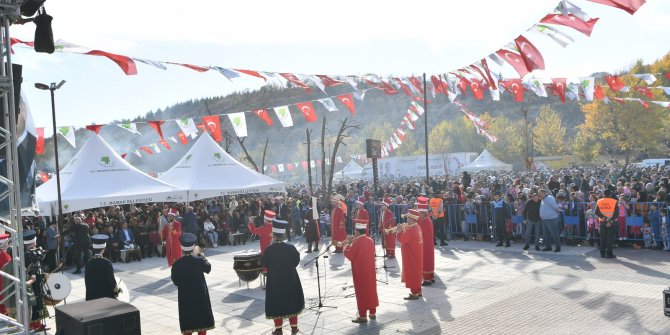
[303,245,336,313]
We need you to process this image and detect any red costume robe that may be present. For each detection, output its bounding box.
[418,216,434,281]
[356,207,370,236]
[380,208,396,257]
[397,223,423,295]
[344,235,379,318]
[0,250,11,314]
[161,221,182,267]
[331,201,347,251]
[248,222,273,255]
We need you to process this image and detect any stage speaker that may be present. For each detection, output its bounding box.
[366,139,381,159]
[55,298,141,335]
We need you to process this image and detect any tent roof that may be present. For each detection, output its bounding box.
[462,149,513,172]
[36,135,186,215]
[158,132,285,201]
[334,160,364,179]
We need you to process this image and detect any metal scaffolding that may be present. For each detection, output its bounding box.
[0,1,30,334]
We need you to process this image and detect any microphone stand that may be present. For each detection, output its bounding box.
[374,220,393,285]
[303,245,337,313]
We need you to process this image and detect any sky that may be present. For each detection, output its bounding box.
[9,0,670,130]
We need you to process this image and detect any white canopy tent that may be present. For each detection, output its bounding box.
[334,160,364,180]
[36,135,186,215]
[158,132,285,201]
[462,149,513,172]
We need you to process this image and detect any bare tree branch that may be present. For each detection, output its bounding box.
[236,136,259,172]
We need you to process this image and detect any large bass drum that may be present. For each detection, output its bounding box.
[233,252,262,283]
[115,275,130,303]
[42,273,71,306]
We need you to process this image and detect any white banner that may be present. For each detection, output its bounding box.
[227,112,247,137]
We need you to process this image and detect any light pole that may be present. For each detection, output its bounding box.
[35,80,66,261]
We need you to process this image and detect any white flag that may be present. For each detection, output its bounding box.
[353,90,366,101]
[117,123,140,134]
[402,78,421,95]
[651,101,670,108]
[411,101,425,115]
[579,77,595,101]
[488,53,505,67]
[556,0,590,20]
[310,160,316,168]
[634,74,657,85]
[274,106,293,127]
[304,75,326,93]
[168,136,178,143]
[132,149,142,157]
[524,79,548,97]
[325,158,330,166]
[176,117,198,138]
[149,143,161,154]
[566,81,580,101]
[534,25,575,48]
[132,58,167,70]
[345,76,359,90]
[662,87,670,96]
[227,112,247,137]
[318,98,339,112]
[278,164,284,173]
[57,126,76,148]
[336,156,343,163]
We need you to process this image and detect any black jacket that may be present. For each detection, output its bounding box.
[522,200,541,222]
[171,254,214,333]
[85,256,116,301]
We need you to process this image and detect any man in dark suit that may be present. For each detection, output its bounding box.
[117,221,135,246]
[275,197,292,241]
[72,216,91,274]
[182,206,199,236]
[85,235,117,301]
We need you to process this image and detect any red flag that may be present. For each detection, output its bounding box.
[234,69,266,81]
[393,78,413,96]
[201,115,223,142]
[500,79,524,102]
[86,124,103,134]
[551,78,567,103]
[640,99,649,110]
[316,160,322,167]
[514,35,545,72]
[594,85,606,100]
[301,161,308,169]
[139,146,154,155]
[280,73,311,93]
[35,127,45,155]
[295,101,317,122]
[611,97,626,104]
[159,139,172,150]
[287,163,295,172]
[468,65,491,87]
[605,75,626,92]
[540,14,599,37]
[363,78,383,89]
[380,81,399,95]
[85,50,138,75]
[452,74,469,95]
[252,109,273,126]
[270,165,278,173]
[408,76,425,95]
[39,172,49,183]
[121,153,128,159]
[470,78,485,100]
[587,0,646,15]
[316,75,345,86]
[147,120,165,140]
[495,49,530,78]
[166,62,209,72]
[480,58,497,90]
[430,75,448,96]
[665,73,670,81]
[336,94,356,114]
[177,132,189,144]
[635,87,654,99]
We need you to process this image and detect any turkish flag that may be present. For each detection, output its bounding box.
[409,76,425,95]
[140,146,154,155]
[611,97,626,104]
[500,79,524,102]
[454,74,469,95]
[177,132,189,144]
[605,75,626,92]
[280,73,311,93]
[587,0,646,15]
[86,50,138,75]
[514,35,545,72]
[495,49,530,78]
[39,172,49,183]
[380,81,399,95]
[665,73,670,81]
[635,87,654,99]
[287,163,295,172]
[86,124,103,134]
[253,109,273,126]
[295,101,317,122]
[468,65,491,88]
[270,165,278,173]
[201,115,223,142]
[166,62,210,72]
[234,69,266,80]
[316,75,345,86]
[551,78,567,103]
[121,153,128,159]
[394,78,413,96]
[430,75,448,96]
[470,78,485,100]
[159,139,172,150]
[336,94,356,115]
[639,99,649,110]
[480,59,498,90]
[147,120,166,140]
[301,161,308,169]
[35,127,45,155]
[594,85,606,100]
[540,14,599,36]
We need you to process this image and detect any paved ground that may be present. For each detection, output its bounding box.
[33,237,670,335]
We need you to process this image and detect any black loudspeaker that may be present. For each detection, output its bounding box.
[55,298,141,335]
[366,139,381,159]
[664,287,670,317]
[20,0,46,17]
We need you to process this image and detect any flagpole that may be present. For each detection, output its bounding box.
[423,73,429,185]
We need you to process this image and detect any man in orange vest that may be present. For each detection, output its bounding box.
[429,191,446,246]
[596,189,618,258]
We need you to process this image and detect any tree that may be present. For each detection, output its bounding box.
[447,116,485,153]
[572,130,601,163]
[428,120,453,154]
[533,105,568,156]
[483,113,524,164]
[325,119,359,204]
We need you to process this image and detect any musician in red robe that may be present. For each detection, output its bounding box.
[417,197,435,286]
[0,234,11,315]
[379,198,396,258]
[344,219,379,323]
[161,208,183,267]
[248,210,276,256]
[331,194,347,253]
[397,209,424,300]
[355,197,370,236]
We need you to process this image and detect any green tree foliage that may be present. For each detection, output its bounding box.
[572,130,601,163]
[532,105,568,156]
[428,120,453,154]
[484,113,524,164]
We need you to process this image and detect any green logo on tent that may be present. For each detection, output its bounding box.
[63,204,69,210]
[99,156,114,167]
[212,152,223,162]
[184,154,193,163]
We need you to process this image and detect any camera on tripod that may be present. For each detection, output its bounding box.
[28,247,46,264]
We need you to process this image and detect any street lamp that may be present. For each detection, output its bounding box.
[34,80,66,261]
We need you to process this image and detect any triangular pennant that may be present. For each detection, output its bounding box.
[57,126,77,148]
[132,149,142,157]
[580,77,595,101]
[168,136,178,144]
[274,106,293,127]
[35,127,45,155]
[336,94,356,114]
[147,120,166,140]
[317,98,339,112]
[139,146,153,155]
[149,142,161,154]
[280,73,311,93]
[201,115,223,142]
[117,123,140,135]
[176,117,198,137]
[252,109,273,126]
[295,101,317,122]
[177,132,189,145]
[227,112,248,137]
[551,78,567,103]
[86,124,103,134]
[159,139,172,150]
